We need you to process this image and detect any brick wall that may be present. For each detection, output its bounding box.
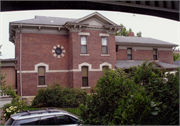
[15,30,117,96]
[1,67,16,89]
[116,48,173,64]
[158,50,173,64]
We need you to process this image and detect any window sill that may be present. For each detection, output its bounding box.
[80,54,90,56]
[154,60,159,62]
[81,87,91,89]
[37,85,47,87]
[101,54,110,56]
[127,60,134,62]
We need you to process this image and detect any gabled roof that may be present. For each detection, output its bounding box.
[115,60,179,69]
[115,36,178,47]
[10,16,77,26]
[73,12,118,26]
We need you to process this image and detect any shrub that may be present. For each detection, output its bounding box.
[2,105,20,120]
[79,62,179,125]
[32,82,87,108]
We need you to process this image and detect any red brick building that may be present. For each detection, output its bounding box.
[8,12,178,98]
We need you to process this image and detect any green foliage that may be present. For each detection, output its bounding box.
[2,105,20,120]
[32,82,87,108]
[1,78,26,120]
[79,62,179,125]
[136,31,142,37]
[116,24,142,37]
[173,52,180,61]
[62,108,81,116]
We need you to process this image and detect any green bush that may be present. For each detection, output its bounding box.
[32,82,87,108]
[79,62,179,125]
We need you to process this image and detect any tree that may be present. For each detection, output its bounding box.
[116,24,142,37]
[173,52,180,61]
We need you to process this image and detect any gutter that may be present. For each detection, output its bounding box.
[19,23,22,101]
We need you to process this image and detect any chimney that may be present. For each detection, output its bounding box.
[128,32,134,37]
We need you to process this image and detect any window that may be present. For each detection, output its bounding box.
[102,37,108,54]
[82,66,88,87]
[127,48,132,60]
[40,116,57,125]
[116,45,118,52]
[56,115,78,125]
[103,66,109,74]
[38,66,45,85]
[81,36,87,54]
[153,49,157,60]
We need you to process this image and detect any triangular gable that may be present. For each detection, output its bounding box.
[73,12,118,26]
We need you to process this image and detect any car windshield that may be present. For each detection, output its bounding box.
[4,118,14,126]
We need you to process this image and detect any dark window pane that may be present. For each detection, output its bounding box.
[81,45,87,54]
[102,46,107,54]
[40,116,56,125]
[57,115,77,125]
[153,55,157,60]
[82,77,88,87]
[39,76,45,85]
[82,67,88,76]
[116,45,118,52]
[128,55,132,60]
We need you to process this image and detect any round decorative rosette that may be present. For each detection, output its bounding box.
[52,45,66,58]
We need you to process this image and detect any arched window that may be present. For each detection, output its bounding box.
[82,66,88,87]
[38,66,45,85]
[102,66,109,73]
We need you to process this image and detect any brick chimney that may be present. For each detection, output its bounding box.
[128,32,134,36]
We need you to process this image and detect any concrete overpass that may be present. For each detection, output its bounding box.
[1,1,179,21]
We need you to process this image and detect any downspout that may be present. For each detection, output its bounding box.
[19,23,22,101]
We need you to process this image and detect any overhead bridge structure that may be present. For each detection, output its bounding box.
[1,1,179,21]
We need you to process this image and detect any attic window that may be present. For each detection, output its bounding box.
[50,20,54,23]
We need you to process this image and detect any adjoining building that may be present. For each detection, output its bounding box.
[7,12,179,99]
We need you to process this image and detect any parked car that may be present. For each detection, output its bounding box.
[4,108,82,126]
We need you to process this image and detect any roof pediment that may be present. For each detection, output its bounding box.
[73,12,118,26]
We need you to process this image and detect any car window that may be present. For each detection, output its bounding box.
[16,117,39,125]
[39,115,57,125]
[56,115,78,125]
[4,118,14,126]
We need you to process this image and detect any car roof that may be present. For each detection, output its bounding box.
[11,108,78,120]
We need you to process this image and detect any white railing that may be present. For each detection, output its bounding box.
[0,89,17,98]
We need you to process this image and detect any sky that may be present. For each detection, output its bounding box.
[0,9,179,59]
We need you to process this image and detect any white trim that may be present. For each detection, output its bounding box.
[101,54,110,56]
[78,32,90,36]
[158,48,172,51]
[132,47,153,50]
[99,33,109,37]
[37,85,47,87]
[80,54,90,56]
[127,60,134,62]
[99,62,112,71]
[17,62,113,73]
[81,87,91,89]
[118,46,127,49]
